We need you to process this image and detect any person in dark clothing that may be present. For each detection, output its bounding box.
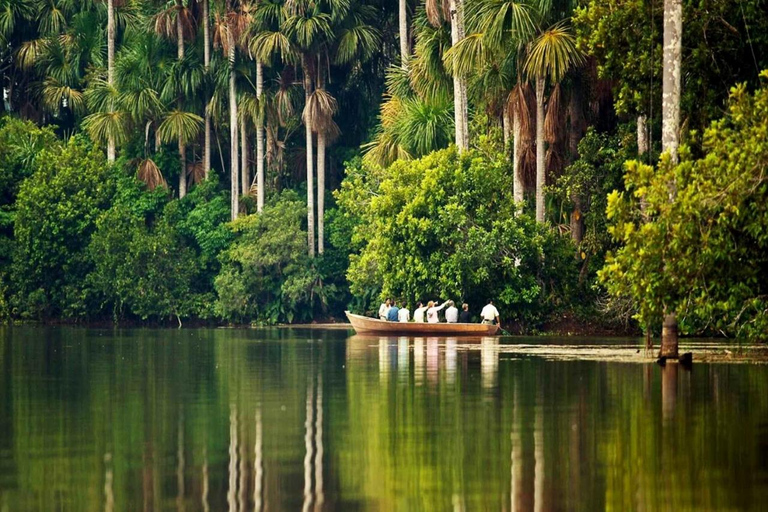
[459,303,472,323]
[386,300,400,321]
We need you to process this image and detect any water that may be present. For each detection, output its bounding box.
[1,327,767,511]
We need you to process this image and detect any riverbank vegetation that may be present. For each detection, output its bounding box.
[0,0,766,338]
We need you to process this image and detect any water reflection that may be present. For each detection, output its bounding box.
[1,328,767,511]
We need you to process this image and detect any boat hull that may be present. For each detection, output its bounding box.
[345,311,499,336]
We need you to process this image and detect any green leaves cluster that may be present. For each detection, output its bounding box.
[601,74,768,339]
[337,142,579,330]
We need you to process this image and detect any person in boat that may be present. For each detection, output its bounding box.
[445,301,459,323]
[386,300,400,321]
[480,299,500,325]
[378,298,391,320]
[413,301,427,322]
[459,303,471,323]
[398,302,410,323]
[426,300,448,323]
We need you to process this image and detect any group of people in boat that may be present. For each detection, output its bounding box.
[377,298,500,325]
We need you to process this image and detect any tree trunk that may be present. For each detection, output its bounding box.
[228,34,239,220]
[240,114,249,197]
[203,0,211,179]
[535,76,546,223]
[637,114,648,158]
[177,7,187,198]
[399,0,409,69]
[662,0,681,165]
[661,0,682,356]
[449,0,468,151]
[502,106,511,148]
[512,105,523,209]
[303,56,315,257]
[256,59,265,212]
[107,0,116,163]
[317,131,325,255]
[569,90,584,244]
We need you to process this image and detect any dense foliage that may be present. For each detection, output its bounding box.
[601,75,768,339]
[337,141,581,330]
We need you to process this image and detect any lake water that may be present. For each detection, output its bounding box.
[1,327,767,511]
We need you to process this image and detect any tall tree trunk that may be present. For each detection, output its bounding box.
[449,0,468,151]
[203,0,211,179]
[228,33,239,220]
[502,106,511,149]
[317,132,325,254]
[240,115,249,197]
[399,0,409,69]
[637,114,648,157]
[535,77,545,223]
[569,90,584,244]
[177,7,187,198]
[256,59,265,212]
[303,56,315,257]
[660,0,682,357]
[512,105,523,209]
[107,0,116,163]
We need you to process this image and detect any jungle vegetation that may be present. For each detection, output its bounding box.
[0,0,767,338]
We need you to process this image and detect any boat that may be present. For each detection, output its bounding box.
[345,311,499,335]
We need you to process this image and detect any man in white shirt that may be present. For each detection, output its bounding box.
[413,302,427,322]
[480,299,500,325]
[378,299,391,320]
[445,301,459,323]
[398,304,410,322]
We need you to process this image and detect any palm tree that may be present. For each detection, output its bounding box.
[659,0,682,358]
[524,23,583,223]
[426,0,467,150]
[155,0,196,197]
[399,0,409,69]
[107,0,116,162]
[201,0,212,179]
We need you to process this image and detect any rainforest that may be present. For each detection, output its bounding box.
[1,0,767,340]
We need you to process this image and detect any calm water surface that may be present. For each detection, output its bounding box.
[1,327,767,511]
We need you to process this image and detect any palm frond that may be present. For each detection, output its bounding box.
[136,158,167,190]
[303,87,338,134]
[443,33,487,77]
[524,22,584,84]
[158,109,203,145]
[82,111,129,146]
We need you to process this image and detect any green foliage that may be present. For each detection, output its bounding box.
[337,143,579,330]
[12,136,114,319]
[215,191,334,324]
[601,75,768,339]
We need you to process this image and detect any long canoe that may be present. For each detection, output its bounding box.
[345,311,499,336]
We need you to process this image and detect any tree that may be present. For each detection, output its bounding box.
[524,23,584,223]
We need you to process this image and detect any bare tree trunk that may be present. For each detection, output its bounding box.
[107,0,116,163]
[229,34,239,220]
[637,114,648,157]
[256,59,265,212]
[399,0,409,69]
[303,56,315,257]
[240,115,249,198]
[317,132,325,255]
[661,0,682,357]
[449,0,468,151]
[512,106,523,209]
[502,106,511,149]
[177,9,187,198]
[203,0,211,179]
[662,0,681,165]
[535,77,546,223]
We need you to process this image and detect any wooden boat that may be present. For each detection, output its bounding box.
[345,311,499,336]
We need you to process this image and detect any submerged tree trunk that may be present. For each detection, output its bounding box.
[256,59,265,212]
[399,0,409,69]
[449,0,468,151]
[535,77,545,223]
[303,57,316,257]
[107,0,116,163]
[660,0,682,356]
[203,0,211,179]
[177,6,187,198]
[228,33,239,220]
